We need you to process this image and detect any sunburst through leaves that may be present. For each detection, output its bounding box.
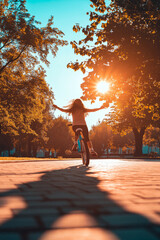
[97,81,110,94]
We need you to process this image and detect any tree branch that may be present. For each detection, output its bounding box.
[0,45,27,74]
[0,38,12,50]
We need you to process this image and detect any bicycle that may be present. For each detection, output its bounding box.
[68,124,90,166]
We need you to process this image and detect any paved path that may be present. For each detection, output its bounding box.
[0,158,160,240]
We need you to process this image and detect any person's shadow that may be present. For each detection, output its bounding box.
[0,164,159,240]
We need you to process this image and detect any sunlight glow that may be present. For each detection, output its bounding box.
[97,81,110,94]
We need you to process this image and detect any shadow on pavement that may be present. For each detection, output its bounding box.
[0,164,159,240]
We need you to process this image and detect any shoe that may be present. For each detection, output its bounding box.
[72,143,78,152]
[90,149,98,156]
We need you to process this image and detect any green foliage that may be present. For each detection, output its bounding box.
[14,103,54,157]
[90,122,112,155]
[68,0,160,155]
[144,126,160,148]
[112,131,134,149]
[0,134,14,154]
[0,62,54,136]
[0,0,67,73]
[47,117,74,156]
[90,121,134,155]
[0,0,68,156]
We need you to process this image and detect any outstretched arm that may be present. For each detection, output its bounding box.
[53,104,70,113]
[85,105,105,113]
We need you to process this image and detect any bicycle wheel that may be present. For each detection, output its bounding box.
[80,139,90,166]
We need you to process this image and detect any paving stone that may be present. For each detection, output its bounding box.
[28,200,71,208]
[100,213,150,227]
[152,226,160,234]
[97,206,127,214]
[0,189,13,192]
[0,233,21,240]
[0,207,13,217]
[83,193,107,199]
[12,207,59,215]
[134,191,160,199]
[0,196,27,208]
[60,207,94,214]
[47,192,79,200]
[38,215,60,228]
[28,228,119,240]
[0,216,38,229]
[73,199,113,207]
[113,228,159,240]
[1,159,160,240]
[19,196,44,201]
[42,211,98,229]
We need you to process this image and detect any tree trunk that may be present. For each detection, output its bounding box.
[32,143,37,157]
[8,149,10,157]
[17,141,22,157]
[27,135,32,157]
[133,127,146,156]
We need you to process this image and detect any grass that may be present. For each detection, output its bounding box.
[0,156,82,162]
[0,156,63,161]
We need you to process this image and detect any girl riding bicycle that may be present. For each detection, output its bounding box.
[53,98,105,156]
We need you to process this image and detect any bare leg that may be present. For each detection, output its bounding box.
[72,135,78,151]
[87,141,92,150]
[75,135,78,142]
[87,141,98,156]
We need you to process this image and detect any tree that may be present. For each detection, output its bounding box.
[0,0,67,154]
[68,0,160,156]
[0,134,14,156]
[90,121,134,155]
[0,58,56,151]
[0,0,67,74]
[47,117,74,156]
[90,121,112,156]
[112,130,134,153]
[14,102,54,157]
[26,103,54,157]
[143,126,160,154]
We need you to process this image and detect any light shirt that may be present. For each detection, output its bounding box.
[72,109,86,126]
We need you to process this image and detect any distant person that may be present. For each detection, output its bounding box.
[53,98,105,156]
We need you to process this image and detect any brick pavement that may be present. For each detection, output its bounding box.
[0,158,160,240]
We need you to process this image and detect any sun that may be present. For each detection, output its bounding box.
[97,81,110,94]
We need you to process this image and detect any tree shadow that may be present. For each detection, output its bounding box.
[0,164,159,240]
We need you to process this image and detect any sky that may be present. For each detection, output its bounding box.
[26,0,110,129]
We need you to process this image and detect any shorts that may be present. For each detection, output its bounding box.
[72,125,89,142]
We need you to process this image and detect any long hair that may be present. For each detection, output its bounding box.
[64,99,85,112]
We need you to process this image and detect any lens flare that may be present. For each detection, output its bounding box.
[97,81,110,94]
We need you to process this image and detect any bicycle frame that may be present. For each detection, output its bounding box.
[77,133,83,153]
[68,124,90,166]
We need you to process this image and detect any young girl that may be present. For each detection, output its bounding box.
[53,99,105,156]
